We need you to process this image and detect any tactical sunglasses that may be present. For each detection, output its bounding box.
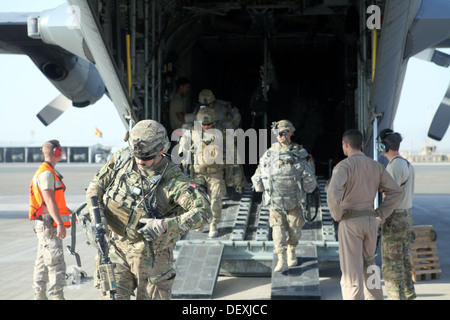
[134,153,158,161]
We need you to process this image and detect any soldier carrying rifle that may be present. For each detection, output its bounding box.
[85,120,211,300]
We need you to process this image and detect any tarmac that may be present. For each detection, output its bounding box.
[0,162,449,301]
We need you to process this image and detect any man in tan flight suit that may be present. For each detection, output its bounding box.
[326,129,402,300]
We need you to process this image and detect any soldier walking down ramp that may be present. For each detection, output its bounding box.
[29,140,71,300]
[251,120,317,272]
[178,108,231,238]
[85,120,211,299]
[326,129,402,300]
[197,89,241,130]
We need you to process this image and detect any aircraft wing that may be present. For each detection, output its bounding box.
[0,12,36,54]
[0,3,134,128]
[0,9,106,126]
[67,0,135,128]
[371,0,450,147]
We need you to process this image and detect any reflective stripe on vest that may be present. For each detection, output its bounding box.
[29,162,71,228]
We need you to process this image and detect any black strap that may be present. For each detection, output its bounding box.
[392,156,410,186]
[66,203,86,267]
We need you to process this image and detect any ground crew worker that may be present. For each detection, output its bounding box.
[178,108,230,238]
[29,140,71,300]
[326,129,402,300]
[85,120,211,299]
[378,129,416,300]
[169,77,191,131]
[251,120,317,272]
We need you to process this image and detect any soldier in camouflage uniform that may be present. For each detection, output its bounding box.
[85,120,211,300]
[178,108,233,238]
[198,89,241,130]
[378,129,416,300]
[251,120,317,272]
[198,89,247,193]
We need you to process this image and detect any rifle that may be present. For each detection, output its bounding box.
[90,196,117,300]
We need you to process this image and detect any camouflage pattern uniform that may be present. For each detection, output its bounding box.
[86,120,211,299]
[179,108,229,238]
[381,156,416,300]
[198,89,246,192]
[198,89,241,130]
[251,120,317,272]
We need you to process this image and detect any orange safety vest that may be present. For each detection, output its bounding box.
[29,161,71,228]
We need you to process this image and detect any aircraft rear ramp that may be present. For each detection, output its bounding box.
[172,178,339,299]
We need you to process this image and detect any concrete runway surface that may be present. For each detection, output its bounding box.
[0,162,449,300]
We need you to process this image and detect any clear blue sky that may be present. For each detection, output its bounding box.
[1,1,450,152]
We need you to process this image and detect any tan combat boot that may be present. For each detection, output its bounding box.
[50,292,65,300]
[33,290,48,300]
[274,252,288,272]
[287,245,298,267]
[208,223,218,238]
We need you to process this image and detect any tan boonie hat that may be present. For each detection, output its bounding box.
[129,120,169,159]
[198,89,216,105]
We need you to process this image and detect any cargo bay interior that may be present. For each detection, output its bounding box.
[88,1,373,178]
[161,3,362,177]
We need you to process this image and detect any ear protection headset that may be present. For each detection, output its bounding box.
[377,129,402,154]
[48,140,62,158]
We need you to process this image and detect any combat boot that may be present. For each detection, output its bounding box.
[287,245,298,267]
[33,290,48,300]
[274,252,288,272]
[50,292,65,300]
[208,223,218,238]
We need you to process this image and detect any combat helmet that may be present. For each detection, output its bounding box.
[198,89,216,105]
[197,107,217,125]
[272,119,295,133]
[129,120,170,160]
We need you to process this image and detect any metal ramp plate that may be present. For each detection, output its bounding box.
[172,243,224,299]
[271,244,321,300]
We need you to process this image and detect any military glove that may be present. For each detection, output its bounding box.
[137,218,166,241]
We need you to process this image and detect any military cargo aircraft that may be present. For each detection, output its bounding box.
[1,1,450,176]
[1,0,450,299]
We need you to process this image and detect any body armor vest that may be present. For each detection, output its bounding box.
[260,143,316,211]
[191,127,224,171]
[103,149,180,247]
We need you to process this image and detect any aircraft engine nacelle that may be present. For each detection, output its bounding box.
[25,2,106,125]
[27,2,106,107]
[27,49,106,125]
[40,54,105,108]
